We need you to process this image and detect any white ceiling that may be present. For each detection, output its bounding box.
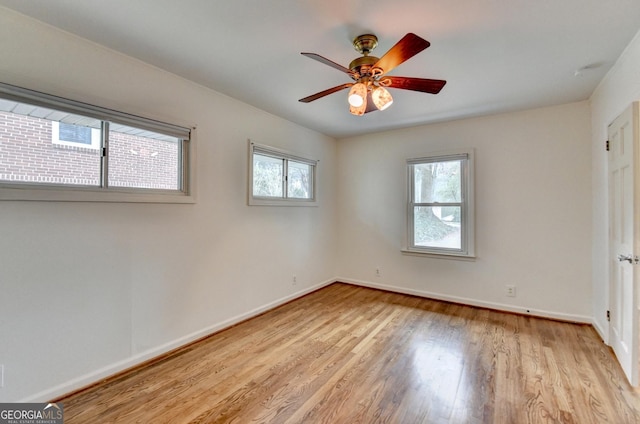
[1,0,639,138]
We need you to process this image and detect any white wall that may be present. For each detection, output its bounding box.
[0,8,338,402]
[336,102,593,320]
[590,29,640,341]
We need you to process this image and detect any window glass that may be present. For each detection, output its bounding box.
[108,123,181,190]
[287,160,312,199]
[59,122,93,145]
[413,206,462,249]
[253,153,284,197]
[413,160,461,203]
[0,109,101,186]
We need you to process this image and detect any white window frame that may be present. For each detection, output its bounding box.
[403,148,475,259]
[0,82,196,203]
[248,140,317,206]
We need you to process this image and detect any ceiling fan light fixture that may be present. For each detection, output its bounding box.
[372,86,393,110]
[349,99,367,116]
[347,82,367,107]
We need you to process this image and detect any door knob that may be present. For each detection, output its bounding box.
[618,254,635,264]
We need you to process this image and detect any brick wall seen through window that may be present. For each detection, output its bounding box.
[0,111,179,189]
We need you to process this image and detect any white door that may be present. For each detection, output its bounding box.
[608,102,639,386]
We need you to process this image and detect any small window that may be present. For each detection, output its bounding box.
[405,149,475,258]
[0,83,193,203]
[249,141,317,206]
[52,121,101,149]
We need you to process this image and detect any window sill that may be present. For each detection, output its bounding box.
[401,248,476,261]
[248,197,317,207]
[0,185,195,204]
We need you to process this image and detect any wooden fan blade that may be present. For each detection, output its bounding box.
[299,83,354,103]
[382,76,447,94]
[373,33,430,75]
[301,52,355,76]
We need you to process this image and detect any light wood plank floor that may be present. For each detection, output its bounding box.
[57,283,640,423]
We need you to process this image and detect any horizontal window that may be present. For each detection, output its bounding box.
[0,83,194,203]
[249,141,317,206]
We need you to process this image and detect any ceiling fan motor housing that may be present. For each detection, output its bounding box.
[350,34,381,79]
[349,55,380,79]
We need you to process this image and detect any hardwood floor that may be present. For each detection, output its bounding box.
[57,283,640,423]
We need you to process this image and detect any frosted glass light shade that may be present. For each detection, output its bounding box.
[348,83,367,107]
[349,102,366,116]
[372,86,393,110]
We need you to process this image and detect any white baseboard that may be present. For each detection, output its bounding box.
[21,278,335,403]
[592,318,609,344]
[338,277,592,324]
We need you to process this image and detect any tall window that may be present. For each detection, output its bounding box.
[406,150,474,257]
[0,83,192,202]
[249,141,317,206]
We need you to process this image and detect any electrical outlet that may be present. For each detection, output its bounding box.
[506,285,516,297]
[292,275,297,285]
[375,268,381,277]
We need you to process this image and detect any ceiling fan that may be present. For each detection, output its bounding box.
[299,33,447,116]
